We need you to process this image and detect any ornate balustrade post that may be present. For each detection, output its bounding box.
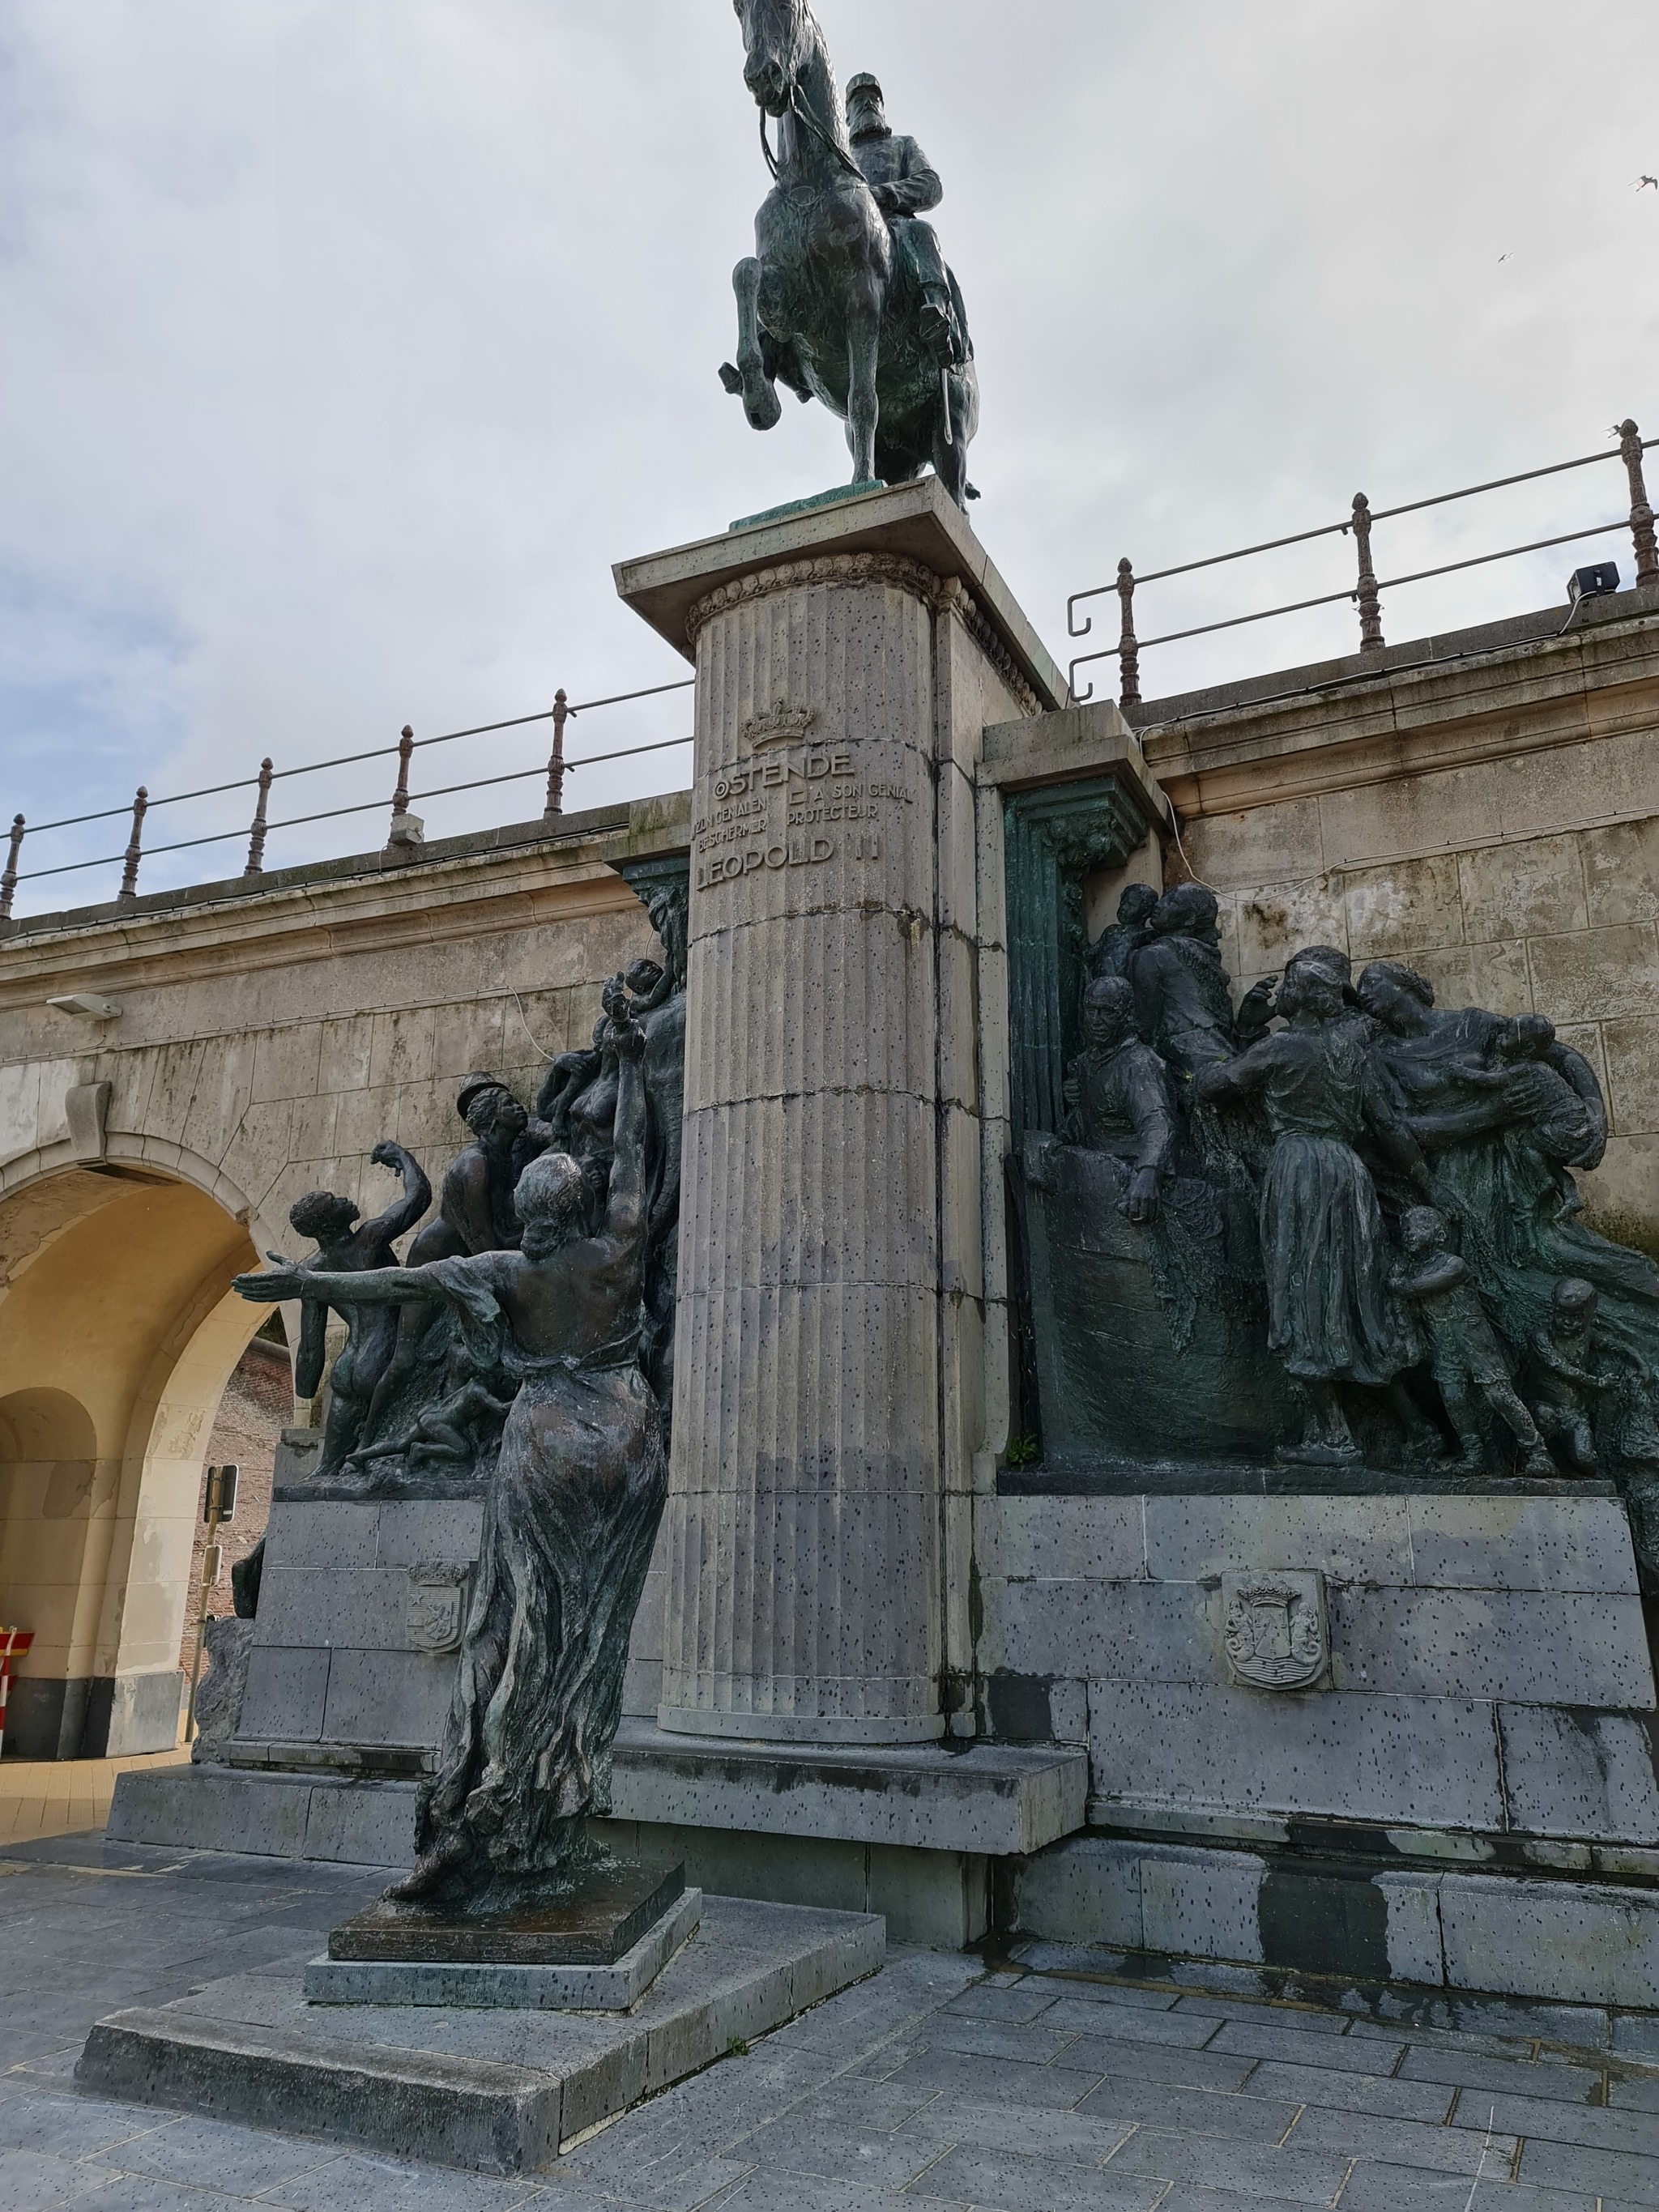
[1352,494,1386,651]
[1115,559,1141,708]
[0,816,23,924]
[243,759,274,876]
[117,787,148,905]
[543,690,570,817]
[1620,419,1657,588]
[384,725,423,857]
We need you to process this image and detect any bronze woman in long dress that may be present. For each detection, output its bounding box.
[237,1017,666,1912]
[1197,948,1426,1464]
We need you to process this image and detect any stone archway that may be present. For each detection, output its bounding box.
[0,1161,263,1757]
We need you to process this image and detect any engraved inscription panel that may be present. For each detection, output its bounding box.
[691,734,919,893]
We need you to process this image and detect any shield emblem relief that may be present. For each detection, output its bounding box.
[1222,1571,1328,1691]
[407,1565,469,1656]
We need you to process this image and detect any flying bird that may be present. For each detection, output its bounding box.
[1637,175,1658,190]
[1497,252,1512,264]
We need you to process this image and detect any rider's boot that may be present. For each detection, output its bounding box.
[919,284,956,365]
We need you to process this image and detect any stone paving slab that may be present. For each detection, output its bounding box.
[3,1833,1659,2208]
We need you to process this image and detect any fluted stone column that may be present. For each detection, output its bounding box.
[615,488,1057,1745]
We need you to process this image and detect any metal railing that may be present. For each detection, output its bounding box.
[1067,417,1659,707]
[0,677,695,922]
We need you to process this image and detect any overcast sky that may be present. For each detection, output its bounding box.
[2,1,1656,910]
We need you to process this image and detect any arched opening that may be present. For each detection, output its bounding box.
[0,1165,262,1758]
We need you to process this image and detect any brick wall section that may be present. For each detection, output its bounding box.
[178,1338,288,1671]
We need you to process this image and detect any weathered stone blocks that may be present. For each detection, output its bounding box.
[983,1488,1657,1846]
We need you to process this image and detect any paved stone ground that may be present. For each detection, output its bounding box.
[2,1834,1657,2212]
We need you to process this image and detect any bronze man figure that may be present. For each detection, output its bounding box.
[281,1140,433,1476]
[845,71,962,367]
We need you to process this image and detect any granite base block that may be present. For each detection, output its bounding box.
[105,1763,989,1945]
[304,1889,703,2011]
[328,1862,686,1965]
[612,1720,1086,1852]
[77,1894,883,2176]
[107,1762,419,1865]
[1013,1832,1659,2012]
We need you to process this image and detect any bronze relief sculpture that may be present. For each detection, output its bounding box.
[1021,901,1659,1593]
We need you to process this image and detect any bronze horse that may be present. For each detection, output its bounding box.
[722,0,979,507]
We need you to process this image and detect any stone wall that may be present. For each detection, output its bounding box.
[978,1488,1658,1865]
[1137,588,1659,1254]
[0,798,684,1754]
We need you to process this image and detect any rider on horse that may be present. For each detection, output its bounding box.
[845,72,966,369]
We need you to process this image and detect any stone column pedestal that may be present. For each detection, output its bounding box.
[616,482,1063,1745]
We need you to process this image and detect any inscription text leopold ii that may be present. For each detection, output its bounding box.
[693,736,915,891]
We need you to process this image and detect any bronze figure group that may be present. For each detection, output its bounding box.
[235,878,689,1912]
[1034,880,1659,1587]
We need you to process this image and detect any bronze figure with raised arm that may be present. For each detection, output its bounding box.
[280,1140,433,1475]
[236,1015,666,1912]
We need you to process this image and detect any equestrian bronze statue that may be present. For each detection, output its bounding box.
[721,2,979,508]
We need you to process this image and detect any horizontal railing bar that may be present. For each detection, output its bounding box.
[1372,519,1626,592]
[1068,521,1354,636]
[13,733,697,887]
[561,680,695,715]
[1070,585,1362,676]
[1068,514,1634,688]
[1113,521,1354,595]
[1065,437,1651,635]
[404,735,693,810]
[18,829,249,881]
[1367,447,1645,526]
[270,684,697,782]
[15,679,697,837]
[1069,518,1641,700]
[13,773,267,835]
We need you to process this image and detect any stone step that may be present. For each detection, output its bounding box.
[609,1720,1087,1854]
[76,1894,883,2176]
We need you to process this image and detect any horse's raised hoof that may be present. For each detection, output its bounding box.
[719,358,781,429]
[745,377,783,432]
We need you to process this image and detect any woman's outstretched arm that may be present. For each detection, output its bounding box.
[235,1262,441,1309]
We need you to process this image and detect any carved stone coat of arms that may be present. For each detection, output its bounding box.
[406,1565,470,1656]
[1222,1571,1328,1691]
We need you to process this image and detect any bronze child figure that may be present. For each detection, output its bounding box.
[1526,1276,1610,1473]
[1391,1207,1555,1476]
